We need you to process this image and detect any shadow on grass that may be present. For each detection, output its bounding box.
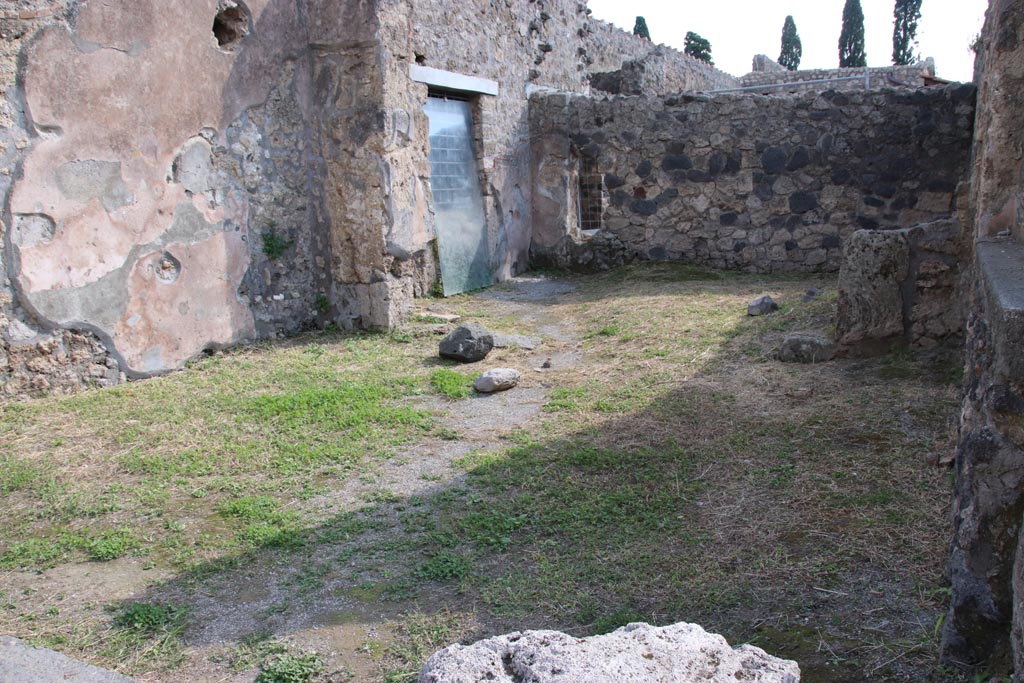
[109,268,963,683]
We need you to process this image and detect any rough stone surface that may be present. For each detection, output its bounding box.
[940,2,1024,675]
[590,47,737,97]
[439,324,494,363]
[837,219,963,352]
[748,295,779,316]
[942,242,1024,676]
[836,230,911,350]
[740,55,938,94]
[0,636,134,683]
[776,333,837,364]
[530,86,974,274]
[418,622,800,683]
[473,368,520,393]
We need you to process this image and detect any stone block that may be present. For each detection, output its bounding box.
[836,229,909,349]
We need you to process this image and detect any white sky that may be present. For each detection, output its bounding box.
[586,0,988,83]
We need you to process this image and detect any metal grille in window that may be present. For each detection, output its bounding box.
[578,159,605,233]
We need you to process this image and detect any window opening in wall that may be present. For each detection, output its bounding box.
[577,157,605,236]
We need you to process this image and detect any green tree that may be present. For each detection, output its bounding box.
[633,16,651,41]
[892,0,923,65]
[838,0,867,67]
[684,31,713,65]
[778,15,802,71]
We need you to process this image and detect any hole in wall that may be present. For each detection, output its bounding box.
[213,2,250,49]
[155,252,182,283]
[415,53,427,65]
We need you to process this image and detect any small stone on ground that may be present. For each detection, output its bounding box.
[777,333,837,363]
[748,295,780,316]
[474,368,521,393]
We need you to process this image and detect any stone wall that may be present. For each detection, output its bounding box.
[529,85,975,274]
[5,0,737,398]
[586,25,739,95]
[737,56,939,94]
[941,0,1024,676]
[371,0,739,306]
[835,218,965,352]
[590,48,740,97]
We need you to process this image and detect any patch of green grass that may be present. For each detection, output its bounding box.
[458,510,526,549]
[543,386,587,412]
[588,324,620,338]
[85,529,141,561]
[257,650,325,683]
[416,551,471,581]
[114,602,187,634]
[106,601,189,671]
[0,456,43,493]
[429,368,473,400]
[593,608,647,634]
[0,532,85,569]
[218,495,283,521]
[381,612,465,683]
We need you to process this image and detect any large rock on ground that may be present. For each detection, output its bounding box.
[439,324,494,362]
[418,622,800,683]
[748,295,780,316]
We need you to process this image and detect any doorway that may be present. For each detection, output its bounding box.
[423,94,490,295]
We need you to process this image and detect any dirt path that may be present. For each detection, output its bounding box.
[171,276,586,682]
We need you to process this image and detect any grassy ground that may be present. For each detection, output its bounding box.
[0,263,968,682]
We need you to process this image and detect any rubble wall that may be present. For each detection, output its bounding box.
[835,218,965,352]
[739,56,939,94]
[585,21,739,94]
[530,85,975,273]
[941,0,1024,675]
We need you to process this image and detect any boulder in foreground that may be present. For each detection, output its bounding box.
[419,622,800,683]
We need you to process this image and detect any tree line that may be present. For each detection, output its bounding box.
[631,0,925,71]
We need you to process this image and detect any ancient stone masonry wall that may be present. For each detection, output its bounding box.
[374,0,600,300]
[739,55,939,94]
[529,86,975,274]
[585,20,739,95]
[835,218,965,352]
[941,0,1024,676]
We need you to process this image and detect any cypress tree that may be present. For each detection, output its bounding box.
[633,16,651,41]
[684,31,713,65]
[778,15,802,71]
[838,0,867,68]
[892,0,923,65]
